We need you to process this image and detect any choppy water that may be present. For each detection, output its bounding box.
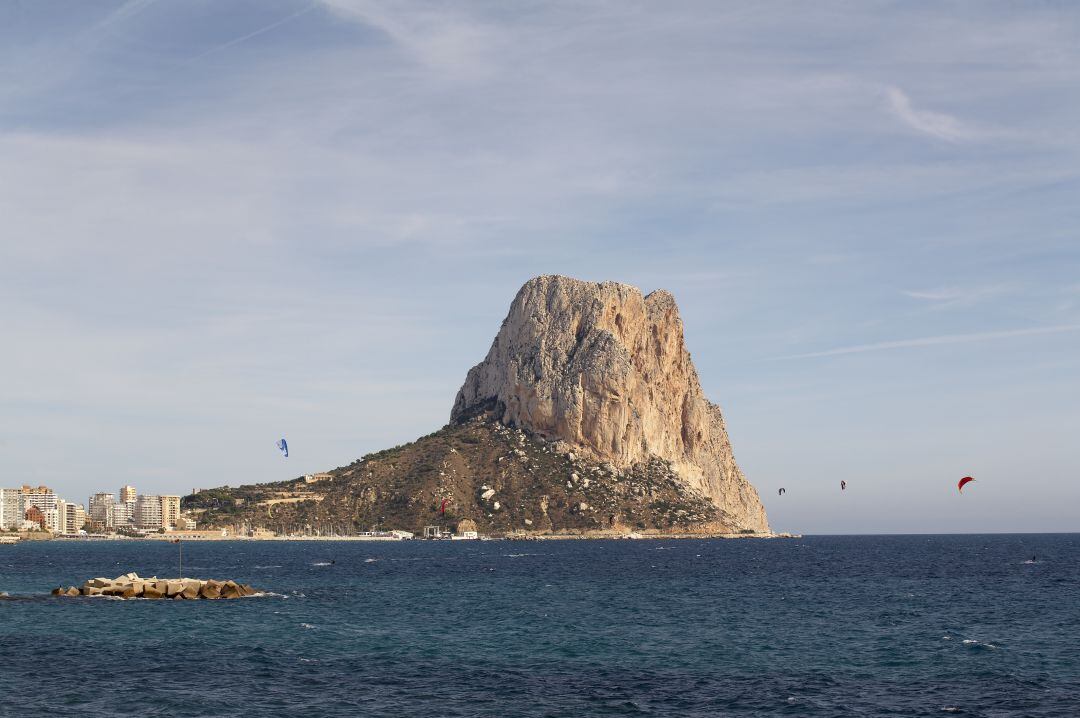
[1,535,1078,717]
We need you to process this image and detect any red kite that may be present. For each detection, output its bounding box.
[958,476,975,492]
[840,481,847,491]
[439,499,449,515]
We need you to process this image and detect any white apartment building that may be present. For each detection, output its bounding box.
[89,493,115,528]
[0,488,23,530]
[56,500,69,533]
[114,500,135,527]
[134,495,163,530]
[67,503,86,533]
[160,496,181,529]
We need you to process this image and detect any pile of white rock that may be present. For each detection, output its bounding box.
[52,573,258,600]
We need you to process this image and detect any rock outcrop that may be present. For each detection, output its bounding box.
[452,275,769,533]
[185,275,772,538]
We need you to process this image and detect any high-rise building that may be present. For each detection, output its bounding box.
[134,495,163,530]
[89,493,115,528]
[114,500,135,527]
[0,488,23,530]
[20,486,61,532]
[64,503,86,534]
[119,485,137,503]
[160,496,181,529]
[56,500,69,534]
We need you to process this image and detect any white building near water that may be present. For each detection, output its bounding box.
[89,493,115,528]
[0,488,23,530]
[20,486,61,532]
[87,490,181,532]
[65,503,87,534]
[134,495,163,530]
[114,500,135,527]
[160,495,181,529]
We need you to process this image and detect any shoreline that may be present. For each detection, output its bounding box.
[21,531,801,543]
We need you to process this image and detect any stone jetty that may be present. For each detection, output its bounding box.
[51,573,258,600]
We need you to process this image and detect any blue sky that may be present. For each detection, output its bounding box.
[1,1,1077,533]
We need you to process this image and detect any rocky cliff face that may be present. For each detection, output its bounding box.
[452,275,770,534]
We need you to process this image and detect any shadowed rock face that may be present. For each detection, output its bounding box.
[452,275,770,533]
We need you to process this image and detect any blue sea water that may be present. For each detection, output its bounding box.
[1,534,1078,717]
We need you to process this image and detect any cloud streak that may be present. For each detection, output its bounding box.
[773,324,1080,360]
[885,86,985,142]
[187,3,318,62]
[902,284,1013,308]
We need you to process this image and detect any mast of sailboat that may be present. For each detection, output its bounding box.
[172,537,182,580]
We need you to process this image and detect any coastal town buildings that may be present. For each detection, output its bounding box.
[2,482,188,537]
[89,490,147,529]
[0,486,86,533]
[4,481,427,540]
[20,486,61,532]
[90,489,173,530]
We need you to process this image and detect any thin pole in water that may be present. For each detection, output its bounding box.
[178,539,183,580]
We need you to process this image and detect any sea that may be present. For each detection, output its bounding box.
[1,534,1078,717]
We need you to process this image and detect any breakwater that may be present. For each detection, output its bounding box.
[52,572,258,599]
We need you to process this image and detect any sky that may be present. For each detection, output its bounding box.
[1,1,1078,534]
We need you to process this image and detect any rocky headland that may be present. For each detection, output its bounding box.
[184,275,771,538]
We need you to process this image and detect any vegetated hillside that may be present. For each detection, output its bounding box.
[182,409,744,538]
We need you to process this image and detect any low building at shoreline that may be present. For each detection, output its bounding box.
[146,529,229,540]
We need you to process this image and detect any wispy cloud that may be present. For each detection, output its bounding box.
[92,0,158,33]
[902,284,1012,307]
[317,0,495,75]
[773,324,1080,360]
[187,3,318,62]
[903,288,968,301]
[885,86,985,142]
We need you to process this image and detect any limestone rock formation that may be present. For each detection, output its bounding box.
[452,275,769,533]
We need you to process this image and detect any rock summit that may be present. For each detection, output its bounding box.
[452,275,769,533]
